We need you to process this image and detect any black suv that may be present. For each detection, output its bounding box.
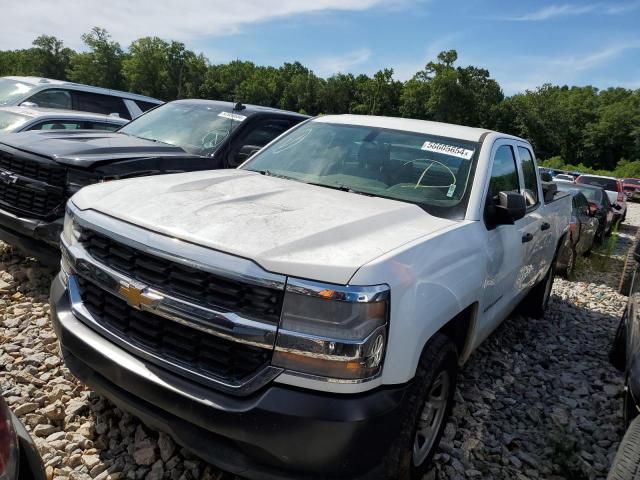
[0,99,308,264]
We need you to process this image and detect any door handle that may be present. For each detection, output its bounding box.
[541,222,551,231]
[522,233,534,243]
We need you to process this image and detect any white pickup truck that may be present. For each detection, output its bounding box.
[50,115,571,479]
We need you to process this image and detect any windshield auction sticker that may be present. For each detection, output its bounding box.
[218,112,247,122]
[421,141,474,160]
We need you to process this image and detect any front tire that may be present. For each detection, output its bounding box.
[384,333,458,480]
[608,415,640,480]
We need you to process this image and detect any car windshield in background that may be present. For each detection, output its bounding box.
[579,176,618,192]
[0,110,29,132]
[556,182,603,202]
[555,174,574,181]
[0,78,35,106]
[242,122,479,219]
[626,179,640,185]
[119,102,244,155]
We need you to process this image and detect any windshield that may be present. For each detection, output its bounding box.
[626,179,640,185]
[0,78,35,106]
[242,121,479,219]
[556,183,602,202]
[0,110,30,132]
[119,102,244,155]
[578,175,617,192]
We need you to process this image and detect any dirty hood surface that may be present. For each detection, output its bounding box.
[72,169,458,284]
[0,130,195,167]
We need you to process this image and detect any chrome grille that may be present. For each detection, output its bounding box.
[80,228,284,323]
[77,277,271,381]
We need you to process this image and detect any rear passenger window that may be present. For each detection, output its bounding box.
[28,121,83,130]
[27,89,72,109]
[85,121,121,131]
[74,92,131,120]
[488,145,519,200]
[518,146,538,208]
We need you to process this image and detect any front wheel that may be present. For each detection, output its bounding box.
[384,333,458,479]
[608,415,640,480]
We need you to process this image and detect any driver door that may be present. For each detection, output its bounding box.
[478,142,528,340]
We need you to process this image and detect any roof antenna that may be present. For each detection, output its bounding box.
[233,102,246,112]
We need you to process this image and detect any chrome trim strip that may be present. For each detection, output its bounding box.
[62,239,277,350]
[285,277,389,303]
[67,274,283,395]
[66,202,286,291]
[274,325,386,362]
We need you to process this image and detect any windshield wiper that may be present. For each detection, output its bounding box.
[252,169,297,181]
[303,181,375,196]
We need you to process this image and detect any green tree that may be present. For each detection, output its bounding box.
[67,27,124,89]
[31,35,74,79]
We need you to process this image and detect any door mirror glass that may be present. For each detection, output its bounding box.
[20,101,38,108]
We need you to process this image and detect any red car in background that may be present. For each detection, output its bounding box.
[623,178,640,201]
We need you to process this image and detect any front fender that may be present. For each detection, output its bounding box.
[351,221,485,384]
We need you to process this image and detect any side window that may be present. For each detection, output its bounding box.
[518,146,538,208]
[27,89,72,109]
[74,92,131,120]
[488,145,520,200]
[28,121,83,131]
[241,119,292,148]
[85,121,121,131]
[135,100,159,112]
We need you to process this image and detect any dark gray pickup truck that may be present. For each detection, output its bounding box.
[0,99,308,263]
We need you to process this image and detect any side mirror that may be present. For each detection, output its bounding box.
[487,191,527,226]
[19,101,38,108]
[540,172,553,182]
[613,204,622,211]
[230,145,261,168]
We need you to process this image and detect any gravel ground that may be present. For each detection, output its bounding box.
[1,205,639,480]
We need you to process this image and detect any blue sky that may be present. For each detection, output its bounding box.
[3,0,640,95]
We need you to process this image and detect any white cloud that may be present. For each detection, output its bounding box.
[0,0,393,50]
[503,1,640,21]
[311,49,372,76]
[486,42,640,94]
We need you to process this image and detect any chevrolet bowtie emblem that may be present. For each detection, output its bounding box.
[0,169,18,185]
[118,282,162,310]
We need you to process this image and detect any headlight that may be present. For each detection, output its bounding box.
[272,279,389,381]
[62,206,81,247]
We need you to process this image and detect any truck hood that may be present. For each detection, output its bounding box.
[72,169,458,284]
[0,130,196,167]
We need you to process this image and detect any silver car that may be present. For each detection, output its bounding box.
[0,76,162,120]
[0,106,128,135]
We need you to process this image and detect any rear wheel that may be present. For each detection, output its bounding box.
[620,238,639,296]
[559,247,576,279]
[384,333,458,480]
[520,262,555,319]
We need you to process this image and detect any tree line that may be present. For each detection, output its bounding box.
[1,28,639,176]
